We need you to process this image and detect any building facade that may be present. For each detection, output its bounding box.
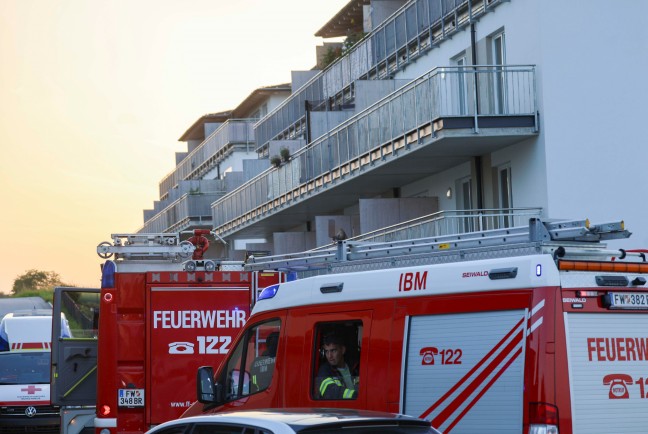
[141,0,648,260]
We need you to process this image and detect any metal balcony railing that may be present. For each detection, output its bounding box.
[139,192,224,234]
[213,65,537,234]
[159,119,255,199]
[243,208,544,276]
[347,208,543,243]
[255,0,505,150]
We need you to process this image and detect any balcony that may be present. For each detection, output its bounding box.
[255,0,507,151]
[346,208,543,243]
[159,119,255,200]
[212,65,538,239]
[245,208,543,275]
[139,192,224,234]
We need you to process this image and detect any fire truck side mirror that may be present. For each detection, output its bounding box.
[197,366,220,404]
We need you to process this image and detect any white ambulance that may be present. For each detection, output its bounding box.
[188,218,648,434]
[0,308,69,433]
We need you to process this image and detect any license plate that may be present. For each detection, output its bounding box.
[607,292,648,309]
[118,389,145,407]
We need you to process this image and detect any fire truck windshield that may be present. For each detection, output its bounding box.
[0,352,51,384]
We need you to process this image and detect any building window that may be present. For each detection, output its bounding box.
[454,55,469,115]
[454,176,475,233]
[491,32,506,114]
[498,165,513,227]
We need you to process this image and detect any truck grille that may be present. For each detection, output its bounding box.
[0,405,60,434]
[0,405,59,416]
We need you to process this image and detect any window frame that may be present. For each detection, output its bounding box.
[311,320,363,401]
[217,318,281,402]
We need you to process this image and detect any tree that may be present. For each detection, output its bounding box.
[12,269,65,296]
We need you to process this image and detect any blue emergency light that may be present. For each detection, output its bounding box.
[258,284,280,301]
[101,260,116,288]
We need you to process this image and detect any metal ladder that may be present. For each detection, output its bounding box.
[244,218,633,275]
[96,233,195,261]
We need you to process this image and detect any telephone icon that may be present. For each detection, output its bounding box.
[419,347,439,365]
[168,341,195,354]
[603,373,633,399]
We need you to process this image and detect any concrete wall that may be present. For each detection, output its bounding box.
[272,231,317,254]
[354,80,411,112]
[359,197,439,233]
[389,0,648,248]
[314,215,353,246]
[175,151,188,165]
[243,158,271,181]
[309,112,353,142]
[292,70,320,92]
[204,122,224,139]
[367,0,407,32]
[224,172,245,192]
[266,94,290,113]
[219,151,257,175]
[268,140,305,161]
[534,0,648,247]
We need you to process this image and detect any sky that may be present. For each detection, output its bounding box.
[0,0,349,294]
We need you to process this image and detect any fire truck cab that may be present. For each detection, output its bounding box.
[187,218,648,434]
[51,230,283,434]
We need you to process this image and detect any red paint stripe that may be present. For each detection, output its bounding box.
[431,330,523,427]
[21,342,46,349]
[419,316,524,419]
[0,401,50,405]
[444,347,523,433]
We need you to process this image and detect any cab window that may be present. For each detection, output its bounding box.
[312,321,362,400]
[220,319,280,401]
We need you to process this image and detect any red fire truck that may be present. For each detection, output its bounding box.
[187,218,648,434]
[50,230,282,434]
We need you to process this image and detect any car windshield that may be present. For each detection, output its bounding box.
[0,352,51,384]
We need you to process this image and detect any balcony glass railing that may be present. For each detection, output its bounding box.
[242,207,543,275]
[159,119,255,198]
[255,0,505,149]
[213,65,537,233]
[347,208,543,243]
[140,193,224,234]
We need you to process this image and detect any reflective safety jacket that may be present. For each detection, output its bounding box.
[315,362,359,399]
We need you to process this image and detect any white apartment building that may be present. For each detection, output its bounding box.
[141,0,648,260]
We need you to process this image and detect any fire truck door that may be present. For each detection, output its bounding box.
[403,309,527,434]
[148,286,251,424]
[51,287,100,406]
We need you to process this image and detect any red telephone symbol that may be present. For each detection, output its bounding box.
[420,347,439,365]
[603,374,633,399]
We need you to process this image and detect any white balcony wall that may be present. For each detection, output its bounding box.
[368,0,409,32]
[354,79,411,111]
[291,71,320,93]
[218,151,258,178]
[203,122,224,138]
[243,159,271,182]
[309,112,353,143]
[387,0,648,247]
[314,215,352,247]
[359,198,439,234]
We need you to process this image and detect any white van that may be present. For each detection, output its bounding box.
[0,309,70,433]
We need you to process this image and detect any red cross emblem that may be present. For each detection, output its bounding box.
[21,385,42,394]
